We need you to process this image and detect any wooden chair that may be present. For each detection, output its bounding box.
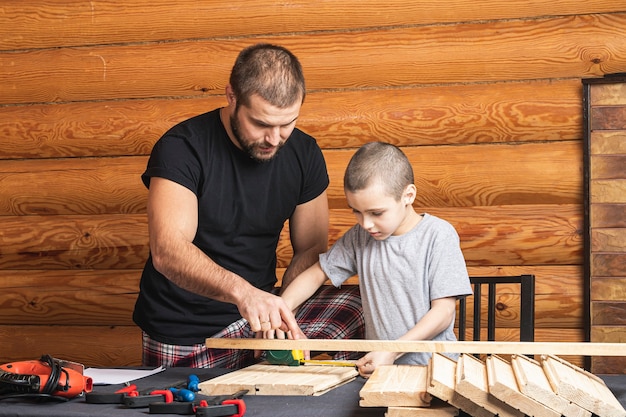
[458,274,535,342]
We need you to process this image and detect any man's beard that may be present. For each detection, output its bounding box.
[230,113,285,163]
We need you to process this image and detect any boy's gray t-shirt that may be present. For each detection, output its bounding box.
[319,213,472,365]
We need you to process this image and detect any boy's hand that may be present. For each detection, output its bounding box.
[355,351,397,378]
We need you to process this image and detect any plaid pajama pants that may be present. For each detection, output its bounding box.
[141,285,364,369]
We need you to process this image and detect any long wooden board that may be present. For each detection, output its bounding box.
[359,365,431,407]
[204,338,626,356]
[198,363,357,396]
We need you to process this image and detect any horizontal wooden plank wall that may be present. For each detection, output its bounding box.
[1,0,626,369]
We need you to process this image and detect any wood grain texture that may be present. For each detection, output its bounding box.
[589,132,626,155]
[591,204,626,228]
[0,142,582,216]
[3,14,626,104]
[0,80,582,160]
[591,278,626,301]
[590,83,626,105]
[592,228,626,252]
[0,325,141,367]
[2,0,622,51]
[591,107,626,130]
[591,302,626,326]
[359,365,431,407]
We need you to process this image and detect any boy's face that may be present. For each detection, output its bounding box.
[346,181,415,240]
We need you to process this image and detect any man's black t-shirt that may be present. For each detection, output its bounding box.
[133,109,329,345]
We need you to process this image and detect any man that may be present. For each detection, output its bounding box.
[133,43,364,369]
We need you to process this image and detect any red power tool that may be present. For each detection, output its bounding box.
[0,355,93,401]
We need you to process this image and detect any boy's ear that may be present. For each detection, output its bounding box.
[404,184,417,204]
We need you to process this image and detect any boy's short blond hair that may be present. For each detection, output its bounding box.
[344,142,415,200]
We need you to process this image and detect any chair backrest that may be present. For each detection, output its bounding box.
[458,274,535,342]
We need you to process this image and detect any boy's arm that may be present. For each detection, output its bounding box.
[399,296,457,342]
[280,261,329,311]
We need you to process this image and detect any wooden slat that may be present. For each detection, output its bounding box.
[325,142,582,208]
[486,355,560,417]
[591,302,626,326]
[0,214,148,269]
[591,278,626,301]
[3,14,626,104]
[0,325,142,367]
[281,205,582,266]
[0,79,582,160]
[592,229,626,252]
[590,132,626,155]
[591,179,626,203]
[592,204,626,228]
[592,254,626,277]
[0,270,140,326]
[0,204,580,269]
[591,108,626,130]
[0,142,582,216]
[590,83,626,106]
[455,354,524,417]
[2,0,622,51]
[591,326,626,343]
[359,365,431,407]
[592,156,626,179]
[203,338,624,357]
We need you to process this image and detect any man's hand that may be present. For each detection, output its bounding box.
[236,286,305,338]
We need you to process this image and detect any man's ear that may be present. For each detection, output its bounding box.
[225,85,236,105]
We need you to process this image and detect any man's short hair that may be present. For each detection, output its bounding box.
[229,43,306,108]
[344,142,415,200]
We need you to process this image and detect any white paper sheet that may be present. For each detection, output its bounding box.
[84,365,166,385]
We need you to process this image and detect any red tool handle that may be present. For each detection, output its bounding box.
[222,398,246,417]
[115,384,138,394]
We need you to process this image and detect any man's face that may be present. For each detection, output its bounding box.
[229,94,301,163]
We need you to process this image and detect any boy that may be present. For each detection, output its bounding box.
[280,142,472,377]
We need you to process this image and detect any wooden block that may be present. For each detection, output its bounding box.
[427,353,495,417]
[386,398,459,416]
[359,365,431,407]
[511,354,591,417]
[541,354,626,417]
[486,355,560,417]
[455,354,524,417]
[198,363,357,396]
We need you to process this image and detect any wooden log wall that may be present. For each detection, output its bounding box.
[1,1,626,371]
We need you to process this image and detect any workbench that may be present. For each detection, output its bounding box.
[0,367,624,417]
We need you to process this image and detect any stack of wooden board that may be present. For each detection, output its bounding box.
[360,354,626,417]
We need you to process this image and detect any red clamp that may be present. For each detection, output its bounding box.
[195,398,246,417]
[222,399,246,417]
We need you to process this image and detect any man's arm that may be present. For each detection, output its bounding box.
[147,177,302,334]
[279,190,329,291]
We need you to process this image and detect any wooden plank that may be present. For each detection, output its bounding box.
[0,214,149,270]
[455,354,524,417]
[592,254,626,277]
[387,400,459,417]
[0,142,582,215]
[486,355,561,417]
[0,270,140,326]
[592,155,626,179]
[510,354,591,417]
[359,365,431,407]
[592,228,626,252]
[591,179,626,203]
[0,79,582,160]
[2,0,622,51]
[590,357,626,375]
[541,354,626,417]
[591,204,626,228]
[427,353,493,417]
[0,204,581,269]
[198,363,357,396]
[3,14,626,104]
[590,132,626,155]
[0,325,141,367]
[591,83,626,106]
[591,279,626,301]
[591,326,626,343]
[325,142,582,208]
[204,338,626,357]
[591,107,626,130]
[592,302,626,325]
